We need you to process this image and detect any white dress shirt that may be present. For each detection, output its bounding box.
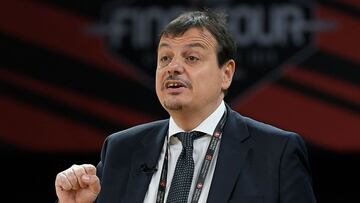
[144,101,226,203]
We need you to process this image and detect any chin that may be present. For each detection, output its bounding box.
[163,101,183,111]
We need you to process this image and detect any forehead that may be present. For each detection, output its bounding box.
[158,28,217,51]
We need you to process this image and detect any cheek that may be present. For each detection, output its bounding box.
[155,71,162,92]
[155,73,159,84]
[203,72,223,93]
[155,69,169,94]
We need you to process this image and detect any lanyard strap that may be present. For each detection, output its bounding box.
[156,110,227,203]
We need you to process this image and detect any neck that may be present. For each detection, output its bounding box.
[169,100,223,131]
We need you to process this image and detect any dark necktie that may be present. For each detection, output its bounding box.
[166,131,203,203]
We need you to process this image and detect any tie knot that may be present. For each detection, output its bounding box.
[175,131,203,148]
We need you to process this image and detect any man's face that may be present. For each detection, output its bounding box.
[155,27,234,115]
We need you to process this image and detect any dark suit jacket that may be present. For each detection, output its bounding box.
[95,106,316,203]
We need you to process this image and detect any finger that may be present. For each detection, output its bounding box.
[82,164,96,175]
[71,164,87,188]
[55,172,72,191]
[81,164,101,194]
[82,174,101,194]
[63,167,80,190]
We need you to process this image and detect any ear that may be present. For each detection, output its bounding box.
[221,59,236,91]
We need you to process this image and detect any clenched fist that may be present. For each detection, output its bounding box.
[55,164,101,203]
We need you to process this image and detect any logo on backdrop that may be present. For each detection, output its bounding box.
[88,0,333,100]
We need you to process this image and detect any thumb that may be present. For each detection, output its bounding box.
[82,174,101,194]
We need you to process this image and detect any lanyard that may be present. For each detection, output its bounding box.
[156,110,227,203]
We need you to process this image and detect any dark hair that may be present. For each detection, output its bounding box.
[160,9,236,67]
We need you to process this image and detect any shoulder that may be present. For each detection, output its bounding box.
[228,108,304,146]
[228,109,310,166]
[106,119,169,143]
[243,115,297,138]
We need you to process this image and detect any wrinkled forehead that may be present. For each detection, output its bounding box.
[158,27,218,51]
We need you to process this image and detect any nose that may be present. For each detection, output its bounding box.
[167,57,184,75]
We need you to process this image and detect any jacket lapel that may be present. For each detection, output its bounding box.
[123,121,169,203]
[207,107,253,203]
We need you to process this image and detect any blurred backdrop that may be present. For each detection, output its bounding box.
[0,0,359,202]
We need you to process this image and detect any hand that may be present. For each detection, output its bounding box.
[55,164,101,203]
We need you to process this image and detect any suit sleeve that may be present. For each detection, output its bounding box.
[94,136,110,203]
[96,136,109,182]
[279,133,317,203]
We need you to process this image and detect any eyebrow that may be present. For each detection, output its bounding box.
[158,42,170,49]
[158,42,207,50]
[185,43,207,49]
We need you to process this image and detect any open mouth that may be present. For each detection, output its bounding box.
[165,81,186,89]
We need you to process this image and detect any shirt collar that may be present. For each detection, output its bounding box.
[168,100,226,138]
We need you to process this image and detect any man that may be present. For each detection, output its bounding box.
[55,10,316,203]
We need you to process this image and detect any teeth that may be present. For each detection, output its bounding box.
[168,83,181,88]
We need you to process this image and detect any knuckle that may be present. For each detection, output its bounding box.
[83,164,96,174]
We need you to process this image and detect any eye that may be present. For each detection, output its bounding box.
[158,55,172,67]
[186,56,199,62]
[160,56,171,63]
